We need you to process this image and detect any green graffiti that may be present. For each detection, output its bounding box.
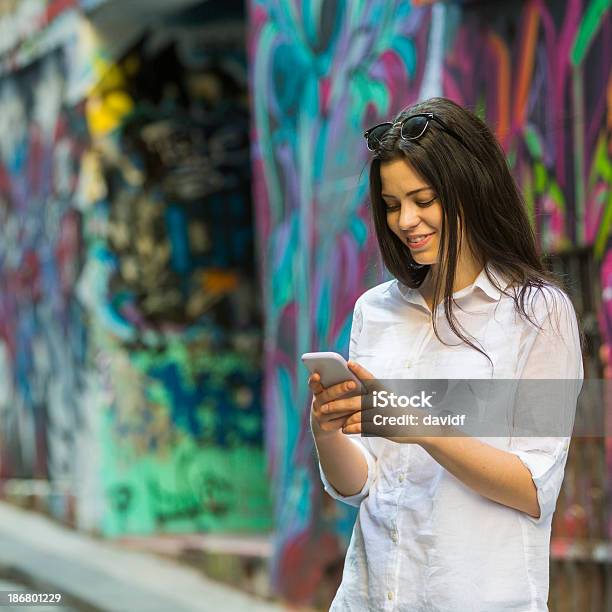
[594,193,612,259]
[524,125,544,160]
[534,162,547,194]
[102,432,272,536]
[571,0,611,66]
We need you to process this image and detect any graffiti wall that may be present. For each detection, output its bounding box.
[0,50,89,516]
[0,2,272,536]
[445,0,610,254]
[78,12,272,536]
[248,0,611,604]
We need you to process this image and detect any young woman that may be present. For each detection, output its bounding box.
[309,98,582,611]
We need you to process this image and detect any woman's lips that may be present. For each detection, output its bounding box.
[405,232,434,250]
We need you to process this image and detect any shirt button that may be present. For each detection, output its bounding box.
[390,530,398,543]
[405,360,413,368]
[387,591,394,600]
[398,473,404,483]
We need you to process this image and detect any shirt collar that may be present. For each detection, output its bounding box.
[397,264,509,306]
[471,265,509,301]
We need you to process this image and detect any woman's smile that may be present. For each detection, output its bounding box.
[405,232,435,249]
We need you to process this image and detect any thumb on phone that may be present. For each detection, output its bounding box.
[347,360,373,380]
[347,360,385,393]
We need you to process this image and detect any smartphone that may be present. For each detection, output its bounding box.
[301,351,363,390]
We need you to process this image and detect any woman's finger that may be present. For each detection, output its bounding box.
[344,406,380,434]
[319,396,363,416]
[326,410,359,424]
[317,379,359,405]
[308,372,324,395]
[342,421,361,435]
[347,360,374,380]
[347,360,388,393]
[344,412,360,427]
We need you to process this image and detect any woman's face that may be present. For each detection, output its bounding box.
[380,158,443,266]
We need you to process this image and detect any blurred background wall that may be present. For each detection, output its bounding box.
[0,0,609,610]
[0,0,272,539]
[249,0,611,608]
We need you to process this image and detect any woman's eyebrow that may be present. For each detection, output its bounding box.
[381,187,432,199]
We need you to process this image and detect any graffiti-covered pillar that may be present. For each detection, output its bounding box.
[249,0,611,605]
[0,46,89,516]
[248,0,440,604]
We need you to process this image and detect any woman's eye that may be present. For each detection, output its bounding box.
[385,203,400,211]
[416,197,436,207]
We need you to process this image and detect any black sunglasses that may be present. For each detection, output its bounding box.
[363,112,467,151]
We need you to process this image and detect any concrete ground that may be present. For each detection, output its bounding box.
[0,501,285,612]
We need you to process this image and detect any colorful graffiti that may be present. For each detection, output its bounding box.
[444,0,611,254]
[248,0,611,604]
[78,16,272,535]
[0,50,88,491]
[0,1,89,78]
[0,3,272,536]
[97,335,271,536]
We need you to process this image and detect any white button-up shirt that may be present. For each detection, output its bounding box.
[319,267,583,612]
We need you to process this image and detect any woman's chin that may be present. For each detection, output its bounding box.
[412,255,436,267]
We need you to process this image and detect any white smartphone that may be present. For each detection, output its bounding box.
[301,351,362,390]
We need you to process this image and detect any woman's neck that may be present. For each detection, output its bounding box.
[419,257,484,310]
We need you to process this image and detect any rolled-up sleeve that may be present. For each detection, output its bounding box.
[510,436,571,525]
[508,287,583,525]
[317,297,378,507]
[318,435,377,507]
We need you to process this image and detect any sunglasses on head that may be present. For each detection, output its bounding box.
[363,112,467,151]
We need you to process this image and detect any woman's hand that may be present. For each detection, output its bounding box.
[342,361,426,444]
[308,371,363,438]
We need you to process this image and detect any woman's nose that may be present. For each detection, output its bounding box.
[398,204,420,230]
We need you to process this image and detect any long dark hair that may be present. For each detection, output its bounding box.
[368,97,560,356]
